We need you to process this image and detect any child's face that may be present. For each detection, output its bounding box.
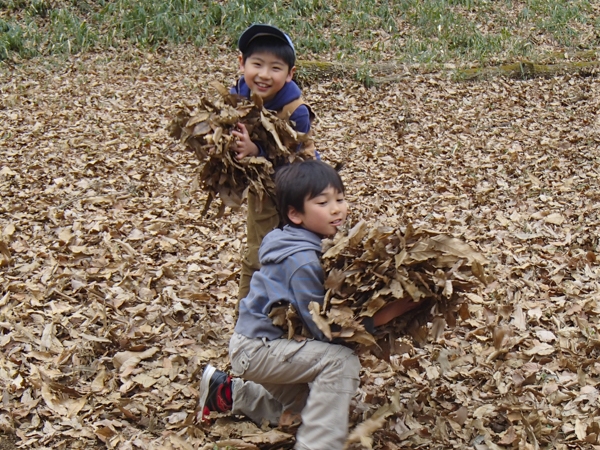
[288,186,348,237]
[239,52,295,102]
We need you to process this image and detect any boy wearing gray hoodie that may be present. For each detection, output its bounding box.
[199,160,416,450]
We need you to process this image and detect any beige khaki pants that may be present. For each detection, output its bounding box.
[237,191,280,302]
[229,333,361,450]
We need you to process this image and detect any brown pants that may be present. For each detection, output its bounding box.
[237,191,280,302]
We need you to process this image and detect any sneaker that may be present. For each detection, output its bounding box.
[198,364,233,419]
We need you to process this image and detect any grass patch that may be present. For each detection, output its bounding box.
[45,8,97,54]
[1,0,599,65]
[0,19,32,60]
[519,0,594,46]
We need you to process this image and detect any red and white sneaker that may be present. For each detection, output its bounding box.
[198,364,233,420]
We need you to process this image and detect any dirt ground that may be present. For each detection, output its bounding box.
[0,434,17,450]
[1,46,600,449]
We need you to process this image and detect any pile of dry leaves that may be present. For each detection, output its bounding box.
[169,82,311,213]
[1,45,600,450]
[273,220,488,347]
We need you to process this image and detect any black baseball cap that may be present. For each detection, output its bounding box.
[237,24,295,57]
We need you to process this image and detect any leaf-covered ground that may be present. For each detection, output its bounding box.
[1,47,600,449]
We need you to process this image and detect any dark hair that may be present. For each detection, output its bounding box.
[241,36,295,70]
[275,160,345,225]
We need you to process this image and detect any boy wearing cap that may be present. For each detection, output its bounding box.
[231,24,316,302]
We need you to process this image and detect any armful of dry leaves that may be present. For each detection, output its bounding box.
[168,82,313,213]
[270,220,489,347]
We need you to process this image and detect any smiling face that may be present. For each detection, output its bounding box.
[288,186,348,237]
[239,52,295,102]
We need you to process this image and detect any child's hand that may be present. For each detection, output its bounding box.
[231,123,259,159]
[373,298,421,327]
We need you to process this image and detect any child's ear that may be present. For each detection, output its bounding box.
[287,206,303,225]
[286,66,296,82]
[238,54,245,73]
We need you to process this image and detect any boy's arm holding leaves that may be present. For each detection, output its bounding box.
[289,258,420,341]
[289,262,328,341]
[359,298,421,336]
[232,104,311,159]
[371,298,421,327]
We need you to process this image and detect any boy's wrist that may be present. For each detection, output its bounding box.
[253,141,265,157]
[372,299,418,327]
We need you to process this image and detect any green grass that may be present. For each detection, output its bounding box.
[519,0,593,46]
[1,0,599,65]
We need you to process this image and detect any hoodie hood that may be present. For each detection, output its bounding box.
[235,77,302,112]
[259,225,322,265]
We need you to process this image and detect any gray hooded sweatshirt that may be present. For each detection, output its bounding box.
[234,225,327,341]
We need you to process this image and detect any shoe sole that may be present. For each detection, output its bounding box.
[198,364,217,415]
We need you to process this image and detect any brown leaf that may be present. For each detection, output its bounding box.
[493,326,511,350]
[524,342,555,356]
[308,302,332,341]
[451,406,469,426]
[430,317,446,341]
[429,235,488,264]
[112,347,159,377]
[497,426,518,445]
[324,268,346,292]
